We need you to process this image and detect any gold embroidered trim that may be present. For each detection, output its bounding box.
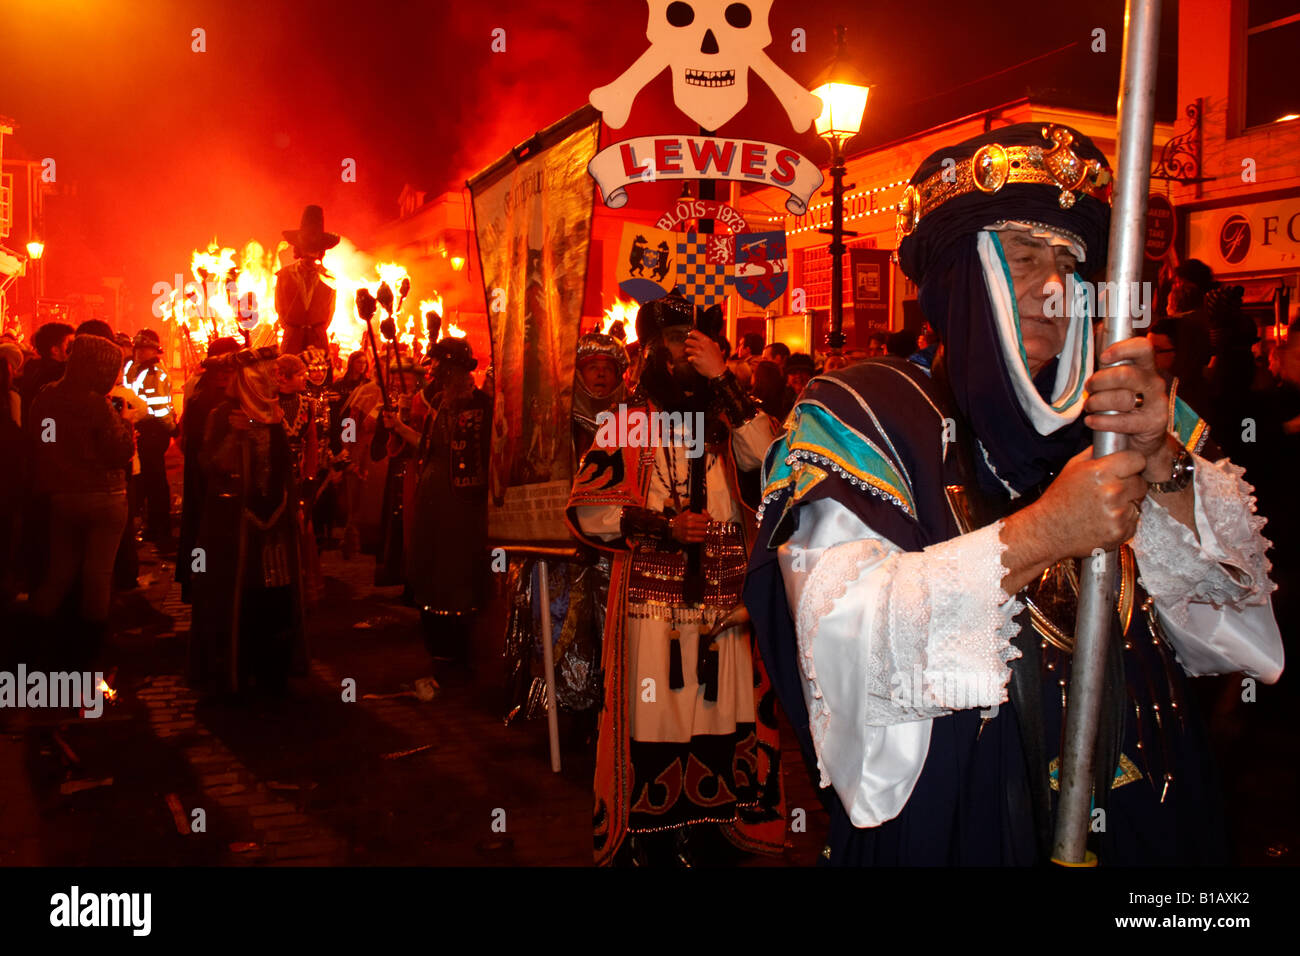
[897,125,1112,244]
[1049,752,1143,792]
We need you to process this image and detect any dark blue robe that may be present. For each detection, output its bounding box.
[744,357,1226,865]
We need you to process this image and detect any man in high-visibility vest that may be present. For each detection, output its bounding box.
[124,328,176,548]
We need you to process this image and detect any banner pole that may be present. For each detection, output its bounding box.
[537,561,562,773]
[1053,0,1162,866]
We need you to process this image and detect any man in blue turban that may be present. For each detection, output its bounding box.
[746,123,1283,865]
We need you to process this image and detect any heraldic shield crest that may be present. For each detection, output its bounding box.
[734,230,788,308]
[616,224,676,303]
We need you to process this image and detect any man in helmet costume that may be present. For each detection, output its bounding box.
[745,123,1283,865]
[504,331,630,735]
[571,331,629,459]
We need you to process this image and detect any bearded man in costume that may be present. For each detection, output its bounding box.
[746,124,1284,866]
[566,293,785,866]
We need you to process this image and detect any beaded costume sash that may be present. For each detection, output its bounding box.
[626,521,747,625]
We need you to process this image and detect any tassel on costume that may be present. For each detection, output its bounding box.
[668,629,684,690]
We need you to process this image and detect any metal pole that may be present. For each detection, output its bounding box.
[683,128,716,606]
[1052,0,1162,865]
[537,561,562,773]
[828,141,847,352]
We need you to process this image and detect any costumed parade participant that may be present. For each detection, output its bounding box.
[339,346,389,557]
[369,353,427,591]
[124,327,176,547]
[572,332,629,457]
[566,293,785,866]
[176,336,240,602]
[335,350,379,558]
[745,124,1285,865]
[190,347,307,698]
[276,351,324,603]
[384,336,491,668]
[504,331,629,732]
[300,345,346,548]
[275,205,339,357]
[327,350,371,556]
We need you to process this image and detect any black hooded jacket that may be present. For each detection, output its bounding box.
[28,334,134,495]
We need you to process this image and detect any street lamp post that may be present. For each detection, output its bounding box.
[812,26,870,354]
[26,238,44,298]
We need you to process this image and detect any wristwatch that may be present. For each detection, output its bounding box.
[1148,447,1194,495]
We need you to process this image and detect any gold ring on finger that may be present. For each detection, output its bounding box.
[1133,391,1145,410]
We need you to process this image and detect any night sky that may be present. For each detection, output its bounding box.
[0,0,1177,313]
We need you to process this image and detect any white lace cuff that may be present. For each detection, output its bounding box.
[1132,454,1276,630]
[794,521,1023,786]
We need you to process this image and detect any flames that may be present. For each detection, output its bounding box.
[97,679,117,703]
[418,297,466,341]
[160,237,438,365]
[601,296,639,344]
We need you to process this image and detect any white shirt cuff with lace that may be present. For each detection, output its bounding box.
[1131,454,1283,682]
[779,501,1021,824]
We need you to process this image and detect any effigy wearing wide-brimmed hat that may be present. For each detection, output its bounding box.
[282,204,341,255]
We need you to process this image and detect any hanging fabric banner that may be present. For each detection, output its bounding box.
[469,106,602,544]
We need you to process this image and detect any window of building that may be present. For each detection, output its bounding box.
[796,238,878,310]
[1245,0,1300,129]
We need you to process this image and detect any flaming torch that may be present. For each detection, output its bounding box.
[602,296,639,344]
[376,281,407,398]
[355,287,390,411]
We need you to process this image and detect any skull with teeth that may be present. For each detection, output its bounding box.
[591,0,822,132]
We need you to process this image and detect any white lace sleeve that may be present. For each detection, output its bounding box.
[777,497,1023,827]
[1131,454,1284,682]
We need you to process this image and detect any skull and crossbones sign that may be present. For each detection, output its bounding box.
[590,0,823,132]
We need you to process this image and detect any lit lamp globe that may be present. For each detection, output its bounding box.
[812,80,869,145]
[811,28,871,148]
[26,239,44,260]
